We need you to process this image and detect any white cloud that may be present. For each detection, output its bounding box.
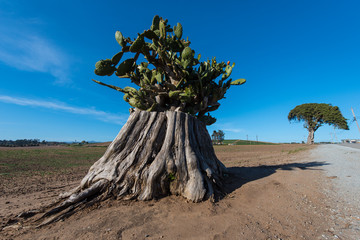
[210,122,245,134]
[0,20,70,84]
[223,128,244,133]
[0,95,127,125]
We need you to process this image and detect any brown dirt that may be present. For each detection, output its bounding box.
[0,144,335,240]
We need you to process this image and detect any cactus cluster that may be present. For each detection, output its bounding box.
[93,16,245,125]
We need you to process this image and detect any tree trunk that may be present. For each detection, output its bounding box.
[35,110,227,226]
[307,128,315,144]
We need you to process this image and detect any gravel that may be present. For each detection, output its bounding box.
[310,144,360,239]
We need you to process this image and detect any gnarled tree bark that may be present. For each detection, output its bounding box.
[35,110,227,226]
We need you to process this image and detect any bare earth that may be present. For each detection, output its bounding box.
[0,144,354,240]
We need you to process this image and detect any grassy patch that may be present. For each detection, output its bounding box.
[0,146,106,177]
[287,147,307,154]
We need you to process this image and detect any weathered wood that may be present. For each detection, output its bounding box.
[35,110,226,225]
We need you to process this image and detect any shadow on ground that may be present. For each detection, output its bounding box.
[223,161,329,197]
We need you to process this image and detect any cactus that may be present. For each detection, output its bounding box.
[230,78,246,85]
[115,31,126,47]
[159,20,166,38]
[111,52,123,65]
[129,97,145,109]
[93,16,246,125]
[94,59,116,76]
[174,23,183,39]
[130,35,145,53]
[116,59,135,76]
[151,15,160,31]
[181,47,193,60]
[198,114,217,125]
[143,30,158,40]
[123,86,137,93]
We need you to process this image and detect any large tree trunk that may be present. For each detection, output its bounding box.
[307,128,315,144]
[35,110,227,226]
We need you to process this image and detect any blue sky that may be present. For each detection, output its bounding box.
[1,0,360,143]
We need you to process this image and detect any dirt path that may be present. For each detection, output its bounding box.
[309,144,360,239]
[0,144,352,239]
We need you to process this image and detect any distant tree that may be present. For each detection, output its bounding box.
[211,130,219,144]
[218,130,225,144]
[288,103,349,144]
[211,130,225,144]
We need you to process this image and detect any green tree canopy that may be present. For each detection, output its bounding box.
[288,103,349,144]
[93,15,245,125]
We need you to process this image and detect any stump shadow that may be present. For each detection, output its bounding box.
[222,161,329,197]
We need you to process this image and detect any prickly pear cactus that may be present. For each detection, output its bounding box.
[93,15,245,125]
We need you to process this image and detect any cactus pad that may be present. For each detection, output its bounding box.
[115,31,126,47]
[94,59,116,76]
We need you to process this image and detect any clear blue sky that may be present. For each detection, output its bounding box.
[1,0,360,143]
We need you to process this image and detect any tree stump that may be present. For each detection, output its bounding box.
[36,110,226,226]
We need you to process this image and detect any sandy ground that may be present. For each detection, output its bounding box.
[0,144,356,240]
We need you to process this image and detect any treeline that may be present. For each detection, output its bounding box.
[0,139,67,147]
[0,139,40,147]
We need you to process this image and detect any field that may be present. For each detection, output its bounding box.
[221,139,277,145]
[0,145,107,178]
[1,143,336,240]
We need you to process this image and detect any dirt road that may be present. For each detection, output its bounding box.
[309,144,360,239]
[340,143,360,150]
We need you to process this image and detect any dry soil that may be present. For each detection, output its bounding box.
[0,144,355,240]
